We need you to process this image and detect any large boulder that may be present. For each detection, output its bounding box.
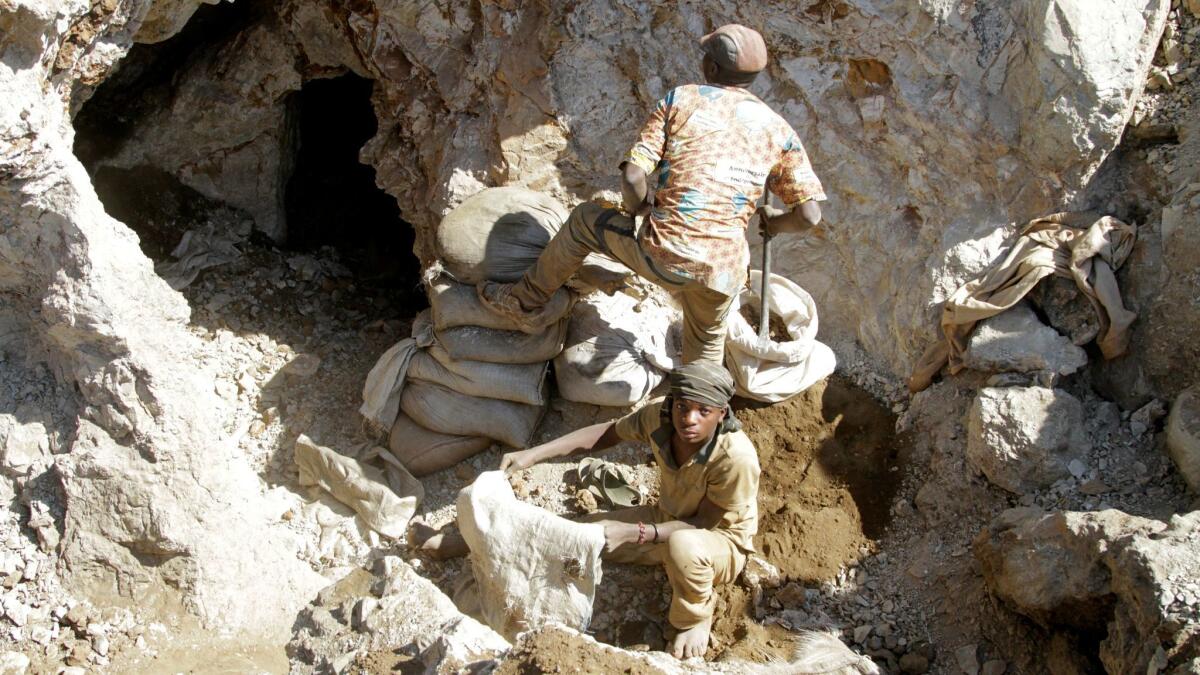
[975,509,1200,675]
[967,387,1091,494]
[973,509,1163,631]
[962,303,1087,377]
[1166,385,1200,493]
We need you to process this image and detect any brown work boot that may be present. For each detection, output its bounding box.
[476,281,559,334]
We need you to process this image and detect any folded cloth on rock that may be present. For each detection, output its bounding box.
[909,212,1137,393]
[155,221,247,290]
[457,471,605,641]
[294,434,423,538]
[725,271,836,402]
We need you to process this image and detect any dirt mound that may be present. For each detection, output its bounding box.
[496,625,669,674]
[737,375,903,581]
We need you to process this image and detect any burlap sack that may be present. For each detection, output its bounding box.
[388,412,492,477]
[428,275,571,332]
[436,186,568,284]
[407,345,548,406]
[400,380,545,449]
[457,471,605,640]
[554,290,679,407]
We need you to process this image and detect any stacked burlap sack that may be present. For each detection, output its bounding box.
[361,187,573,476]
[553,285,681,408]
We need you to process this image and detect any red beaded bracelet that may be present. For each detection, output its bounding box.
[636,521,646,545]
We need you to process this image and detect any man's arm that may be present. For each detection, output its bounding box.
[620,162,652,216]
[499,422,622,474]
[757,201,822,236]
[596,497,725,552]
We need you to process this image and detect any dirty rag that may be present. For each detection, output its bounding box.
[155,223,245,290]
[909,212,1137,393]
[294,434,423,539]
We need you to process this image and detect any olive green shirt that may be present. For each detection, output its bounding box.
[614,397,760,553]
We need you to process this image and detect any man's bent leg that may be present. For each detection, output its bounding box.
[677,285,735,364]
[662,529,745,629]
[509,202,619,309]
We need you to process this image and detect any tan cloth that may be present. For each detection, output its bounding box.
[909,212,1137,393]
[613,398,760,553]
[512,202,734,363]
[580,505,744,630]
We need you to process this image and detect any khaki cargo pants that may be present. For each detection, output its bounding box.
[510,202,735,364]
[580,505,746,630]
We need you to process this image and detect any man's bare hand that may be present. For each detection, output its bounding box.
[756,204,786,237]
[499,450,536,475]
[594,521,641,553]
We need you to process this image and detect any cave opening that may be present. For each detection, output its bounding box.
[283,73,419,295]
[72,1,423,307]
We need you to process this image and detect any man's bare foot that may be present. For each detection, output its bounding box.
[671,617,712,659]
[410,519,469,560]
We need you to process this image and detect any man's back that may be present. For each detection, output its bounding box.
[624,84,825,296]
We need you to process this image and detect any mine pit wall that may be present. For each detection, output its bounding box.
[0,0,1192,650]
[72,0,1175,384]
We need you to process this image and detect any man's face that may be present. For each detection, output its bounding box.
[671,397,726,445]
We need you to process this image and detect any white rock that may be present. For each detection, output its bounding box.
[963,304,1088,376]
[968,387,1091,494]
[0,651,29,675]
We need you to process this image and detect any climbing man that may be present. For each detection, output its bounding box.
[415,362,759,660]
[477,24,826,363]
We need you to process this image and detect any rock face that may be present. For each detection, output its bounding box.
[962,303,1088,376]
[975,509,1200,675]
[71,0,1169,380]
[0,0,1180,656]
[0,0,326,642]
[966,387,1090,494]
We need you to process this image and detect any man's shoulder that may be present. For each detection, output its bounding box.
[717,430,760,468]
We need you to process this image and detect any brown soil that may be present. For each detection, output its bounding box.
[736,375,904,580]
[496,625,670,674]
[587,375,904,665]
[738,302,790,341]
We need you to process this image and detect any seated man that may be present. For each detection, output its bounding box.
[417,362,759,659]
[476,23,826,364]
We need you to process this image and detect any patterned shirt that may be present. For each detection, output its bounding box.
[614,397,760,553]
[623,84,826,296]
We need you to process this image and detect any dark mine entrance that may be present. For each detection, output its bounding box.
[72,2,422,307]
[283,74,419,295]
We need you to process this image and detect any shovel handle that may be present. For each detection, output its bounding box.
[758,231,773,340]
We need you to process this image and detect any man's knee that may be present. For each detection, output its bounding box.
[665,529,709,574]
[565,202,607,242]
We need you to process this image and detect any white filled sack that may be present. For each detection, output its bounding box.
[457,471,604,641]
[554,290,679,407]
[725,270,837,402]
